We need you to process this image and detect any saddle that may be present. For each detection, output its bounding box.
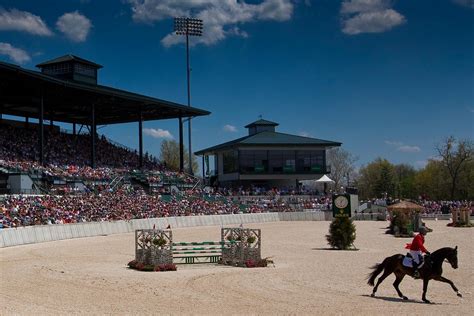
[402,253,425,269]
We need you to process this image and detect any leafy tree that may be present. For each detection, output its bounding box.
[456,160,474,200]
[413,160,448,200]
[327,148,358,189]
[159,140,199,173]
[435,136,473,200]
[375,161,396,198]
[326,217,356,250]
[357,158,396,200]
[394,164,417,199]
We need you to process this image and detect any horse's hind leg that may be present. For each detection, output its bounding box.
[393,271,408,300]
[371,269,392,297]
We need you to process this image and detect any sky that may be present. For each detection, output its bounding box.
[0,0,473,173]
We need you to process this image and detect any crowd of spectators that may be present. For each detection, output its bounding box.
[0,189,283,228]
[210,185,319,197]
[2,123,470,230]
[0,124,198,188]
[367,197,473,215]
[0,124,160,169]
[418,200,472,215]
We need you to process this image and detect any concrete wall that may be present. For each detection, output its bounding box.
[0,212,331,248]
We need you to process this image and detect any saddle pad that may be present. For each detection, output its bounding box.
[402,257,413,268]
[402,256,425,269]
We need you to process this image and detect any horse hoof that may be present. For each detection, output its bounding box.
[457,293,462,298]
[371,293,375,297]
[402,296,408,300]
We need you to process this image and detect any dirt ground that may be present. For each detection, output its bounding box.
[1,220,473,315]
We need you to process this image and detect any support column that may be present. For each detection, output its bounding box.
[38,95,44,165]
[202,155,205,180]
[179,116,184,172]
[138,111,143,169]
[73,123,76,135]
[25,117,29,128]
[90,104,96,168]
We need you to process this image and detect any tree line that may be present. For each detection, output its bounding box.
[328,136,473,201]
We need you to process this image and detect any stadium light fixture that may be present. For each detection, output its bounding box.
[174,17,203,176]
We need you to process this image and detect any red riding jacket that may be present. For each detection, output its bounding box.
[405,233,428,253]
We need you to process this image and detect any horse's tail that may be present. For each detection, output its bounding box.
[367,258,388,286]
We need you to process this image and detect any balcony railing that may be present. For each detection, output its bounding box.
[238,165,331,175]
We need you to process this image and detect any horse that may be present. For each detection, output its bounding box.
[368,246,462,303]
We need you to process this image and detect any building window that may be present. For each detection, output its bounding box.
[239,150,268,173]
[222,150,238,174]
[296,150,324,172]
[43,63,71,75]
[74,63,96,77]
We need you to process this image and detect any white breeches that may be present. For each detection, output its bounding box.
[410,250,422,264]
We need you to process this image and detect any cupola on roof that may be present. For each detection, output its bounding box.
[36,54,102,85]
[245,118,279,135]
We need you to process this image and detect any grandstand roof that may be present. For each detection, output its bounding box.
[0,61,210,125]
[195,131,342,155]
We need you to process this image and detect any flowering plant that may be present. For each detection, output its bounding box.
[127,259,177,272]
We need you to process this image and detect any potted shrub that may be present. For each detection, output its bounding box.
[152,237,167,248]
[246,236,256,245]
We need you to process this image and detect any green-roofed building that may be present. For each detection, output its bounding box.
[195,119,341,188]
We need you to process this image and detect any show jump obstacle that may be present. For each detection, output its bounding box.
[451,207,471,227]
[134,227,261,267]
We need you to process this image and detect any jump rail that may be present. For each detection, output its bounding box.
[172,241,234,264]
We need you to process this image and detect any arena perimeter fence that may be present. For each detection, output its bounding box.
[0,211,456,248]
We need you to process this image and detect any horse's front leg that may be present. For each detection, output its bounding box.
[422,278,431,303]
[434,276,462,298]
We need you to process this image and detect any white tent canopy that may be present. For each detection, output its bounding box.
[315,175,335,183]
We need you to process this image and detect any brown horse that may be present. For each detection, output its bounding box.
[368,246,462,303]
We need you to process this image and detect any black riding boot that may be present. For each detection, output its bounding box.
[412,261,420,279]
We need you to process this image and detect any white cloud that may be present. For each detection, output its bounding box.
[0,8,53,36]
[299,131,312,137]
[340,0,405,35]
[341,0,390,14]
[56,11,92,42]
[143,128,174,139]
[384,140,403,146]
[126,0,294,47]
[385,140,421,153]
[0,42,31,64]
[452,0,474,9]
[398,145,421,153]
[223,124,238,132]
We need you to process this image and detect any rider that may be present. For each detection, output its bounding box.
[405,226,430,279]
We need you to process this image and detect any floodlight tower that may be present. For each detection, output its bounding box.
[174,17,203,175]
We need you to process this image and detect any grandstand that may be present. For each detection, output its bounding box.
[0,55,302,230]
[0,55,209,168]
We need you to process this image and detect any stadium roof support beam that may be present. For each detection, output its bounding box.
[179,116,184,172]
[91,103,96,168]
[139,110,143,169]
[38,94,44,166]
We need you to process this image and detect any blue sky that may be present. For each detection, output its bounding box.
[0,0,473,172]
